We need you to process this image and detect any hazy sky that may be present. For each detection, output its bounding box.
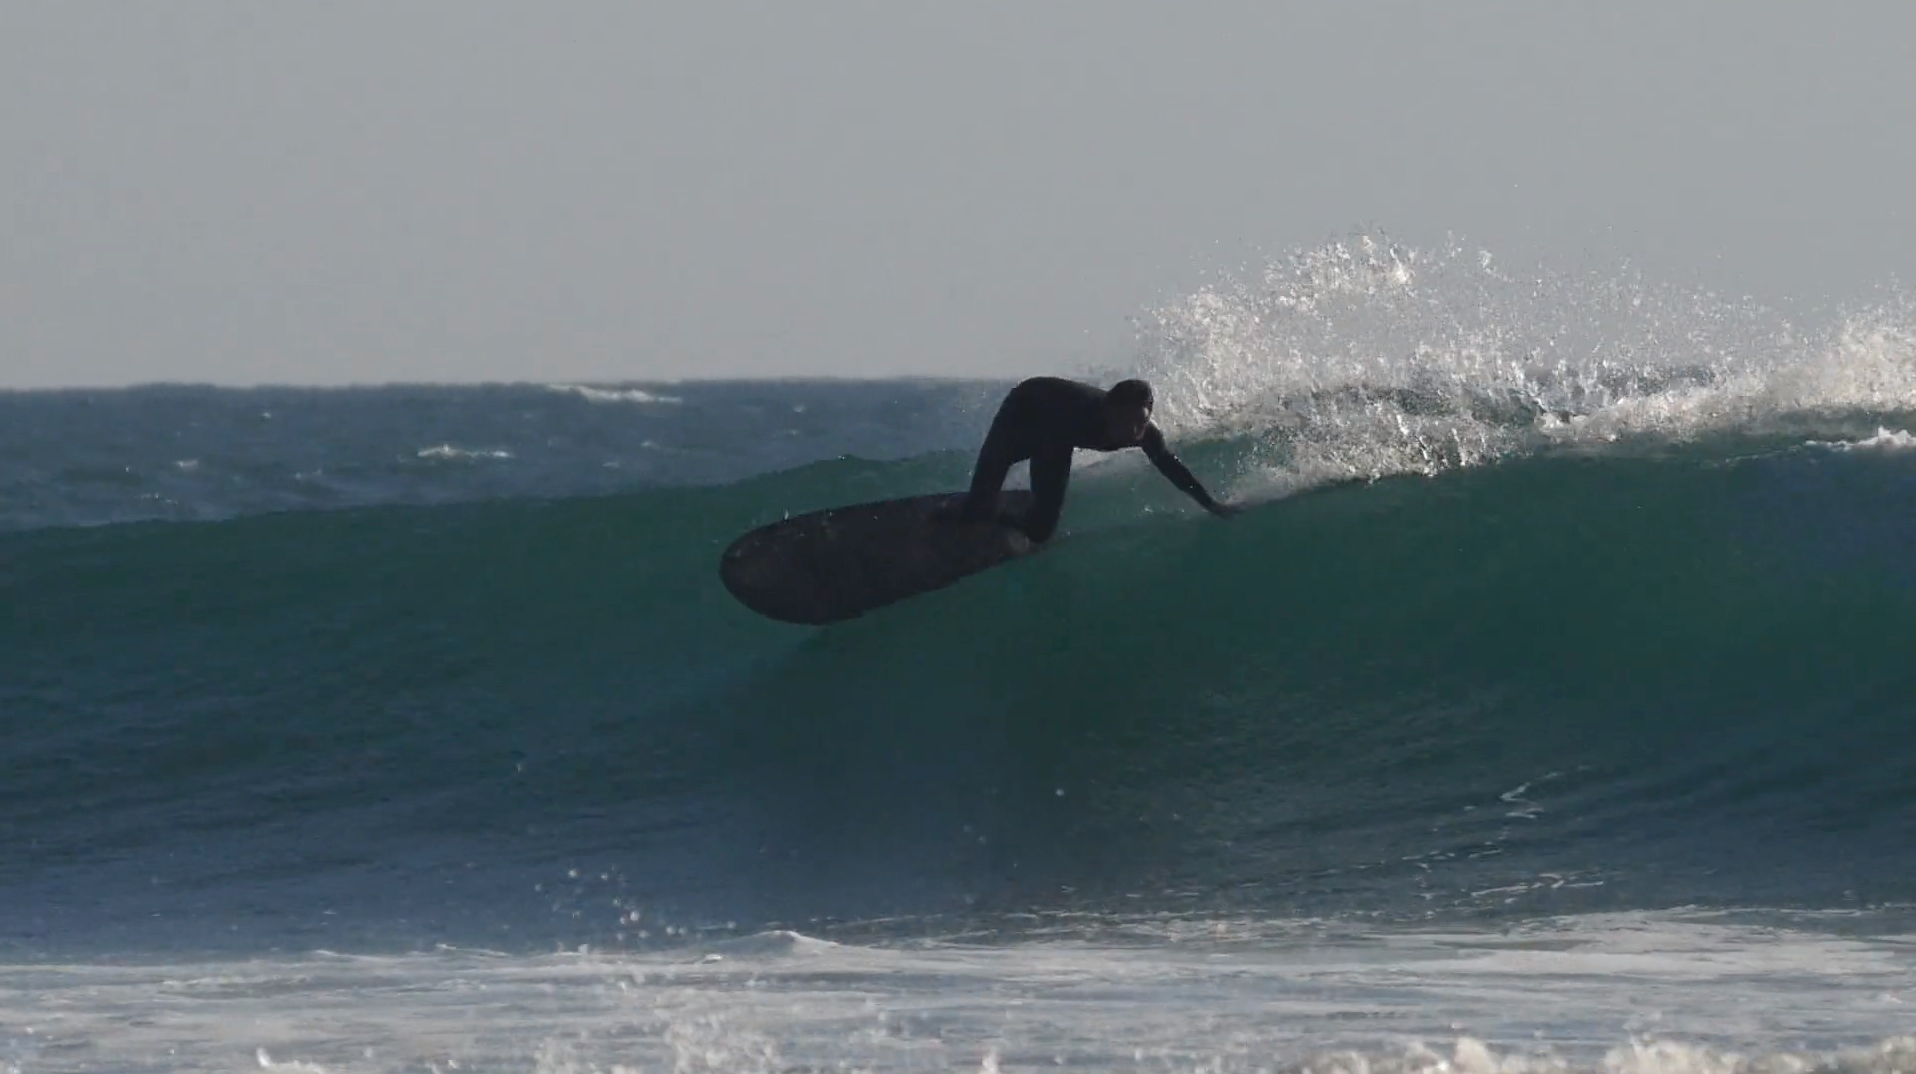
[4,3,1912,388]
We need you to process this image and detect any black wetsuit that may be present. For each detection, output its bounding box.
[955,376,1223,542]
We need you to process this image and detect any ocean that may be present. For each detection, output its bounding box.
[3,240,1914,1071]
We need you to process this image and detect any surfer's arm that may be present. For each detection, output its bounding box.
[1141,426,1237,516]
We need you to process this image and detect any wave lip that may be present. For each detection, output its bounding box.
[1106,236,1916,499]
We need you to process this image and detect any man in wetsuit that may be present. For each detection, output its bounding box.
[936,376,1238,543]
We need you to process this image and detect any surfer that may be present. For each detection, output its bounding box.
[935,376,1238,542]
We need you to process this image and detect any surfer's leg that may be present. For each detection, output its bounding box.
[936,387,1038,524]
[1020,444,1072,542]
[950,426,1023,521]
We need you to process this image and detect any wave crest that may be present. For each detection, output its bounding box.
[1101,235,1916,498]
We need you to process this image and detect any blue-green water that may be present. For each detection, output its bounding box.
[3,246,1913,1070]
[6,404,1914,955]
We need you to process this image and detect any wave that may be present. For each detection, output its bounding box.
[1101,235,1916,500]
[6,236,1916,944]
[543,383,686,405]
[1807,426,1916,452]
[4,418,1913,943]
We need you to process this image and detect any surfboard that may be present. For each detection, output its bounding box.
[718,490,1040,625]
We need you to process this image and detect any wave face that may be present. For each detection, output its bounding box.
[3,238,1914,953]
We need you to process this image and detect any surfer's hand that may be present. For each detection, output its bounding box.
[1207,500,1242,518]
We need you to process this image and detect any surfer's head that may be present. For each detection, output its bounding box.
[1104,379,1154,443]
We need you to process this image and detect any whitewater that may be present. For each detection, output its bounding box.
[3,238,1914,1071]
